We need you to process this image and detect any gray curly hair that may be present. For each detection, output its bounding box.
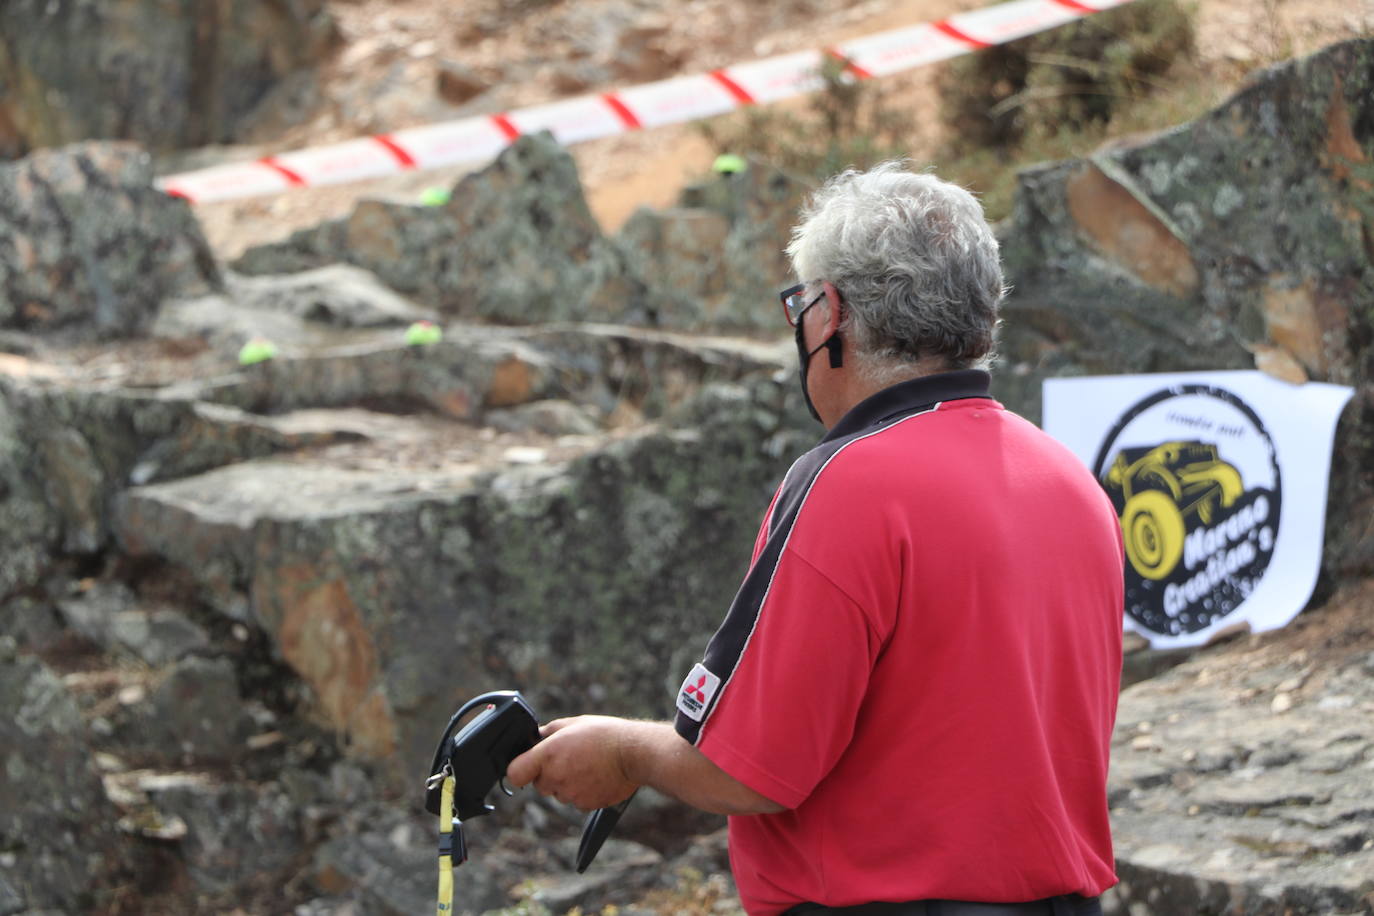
[786,162,1004,378]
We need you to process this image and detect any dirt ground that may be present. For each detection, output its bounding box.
[186,0,1372,260]
[1182,577,1374,701]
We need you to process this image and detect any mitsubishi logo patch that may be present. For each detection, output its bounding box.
[676,663,721,721]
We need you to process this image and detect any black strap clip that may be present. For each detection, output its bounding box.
[439,821,468,866]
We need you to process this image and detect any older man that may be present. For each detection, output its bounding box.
[508,163,1124,916]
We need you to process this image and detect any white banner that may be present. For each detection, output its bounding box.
[1043,372,1353,649]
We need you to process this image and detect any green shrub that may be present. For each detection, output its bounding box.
[938,0,1197,153]
[937,75,1221,221]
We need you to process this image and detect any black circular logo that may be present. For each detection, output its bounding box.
[1091,385,1282,637]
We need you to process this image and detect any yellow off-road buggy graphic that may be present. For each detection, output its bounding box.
[1103,441,1244,580]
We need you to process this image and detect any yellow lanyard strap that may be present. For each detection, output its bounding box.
[437,773,465,915]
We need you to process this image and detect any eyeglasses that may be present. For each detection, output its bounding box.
[779,284,825,327]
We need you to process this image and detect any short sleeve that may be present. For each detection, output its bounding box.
[690,546,880,808]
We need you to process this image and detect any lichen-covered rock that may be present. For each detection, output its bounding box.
[222,336,558,421]
[311,818,511,916]
[519,836,664,912]
[0,646,132,912]
[0,143,220,337]
[55,579,210,666]
[140,656,254,764]
[113,372,813,780]
[310,830,449,916]
[617,207,726,328]
[0,319,800,783]
[619,162,811,331]
[487,399,602,436]
[233,140,809,334]
[0,380,59,596]
[309,817,672,916]
[995,38,1374,580]
[509,323,787,425]
[144,778,301,895]
[0,0,338,157]
[0,364,379,598]
[0,322,783,606]
[235,133,647,326]
[153,266,440,358]
[0,374,203,597]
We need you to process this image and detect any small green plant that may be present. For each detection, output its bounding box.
[697,55,917,182]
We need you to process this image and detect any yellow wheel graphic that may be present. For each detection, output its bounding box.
[1121,490,1185,580]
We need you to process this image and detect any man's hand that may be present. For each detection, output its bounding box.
[507,717,786,816]
[506,716,638,811]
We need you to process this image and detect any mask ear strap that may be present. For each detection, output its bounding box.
[824,291,845,368]
[825,332,843,368]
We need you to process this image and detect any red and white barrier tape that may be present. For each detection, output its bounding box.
[158,0,1136,204]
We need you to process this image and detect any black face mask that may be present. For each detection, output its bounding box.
[794,319,844,424]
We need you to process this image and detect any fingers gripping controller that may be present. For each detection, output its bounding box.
[424,691,540,820]
[422,689,630,875]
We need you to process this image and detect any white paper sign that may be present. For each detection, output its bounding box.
[1043,372,1353,649]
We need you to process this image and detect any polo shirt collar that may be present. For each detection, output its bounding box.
[821,369,991,443]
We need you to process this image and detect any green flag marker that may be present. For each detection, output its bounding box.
[419,187,451,207]
[712,153,747,175]
[237,337,278,366]
[405,320,443,346]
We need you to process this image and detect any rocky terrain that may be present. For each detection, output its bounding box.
[1109,582,1374,914]
[1,6,1373,916]
[0,133,816,914]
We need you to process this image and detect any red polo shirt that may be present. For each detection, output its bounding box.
[674,371,1123,914]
